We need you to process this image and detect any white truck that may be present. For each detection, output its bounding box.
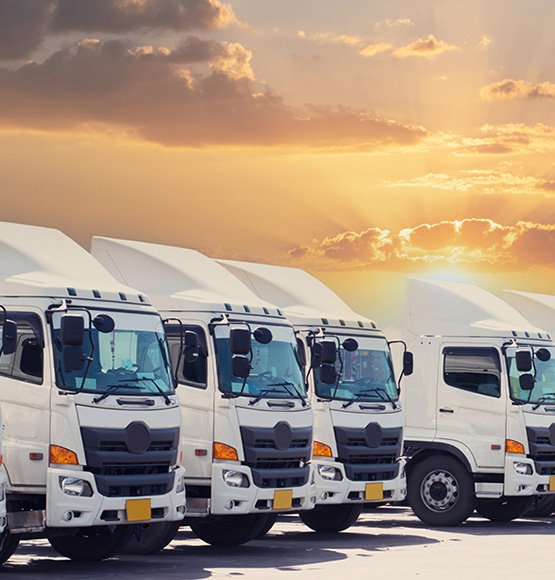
[91,237,316,549]
[402,277,555,526]
[0,222,185,563]
[216,260,408,532]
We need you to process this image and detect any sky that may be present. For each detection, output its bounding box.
[1,0,555,330]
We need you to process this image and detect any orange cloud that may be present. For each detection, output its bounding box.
[480,79,555,101]
[359,43,394,58]
[393,34,458,59]
[284,219,555,272]
[0,38,427,148]
[297,31,361,47]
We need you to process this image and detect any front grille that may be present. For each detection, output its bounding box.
[334,425,402,482]
[81,424,179,497]
[526,426,555,475]
[240,423,312,488]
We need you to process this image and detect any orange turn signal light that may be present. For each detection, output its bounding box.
[313,441,333,457]
[49,445,79,465]
[505,439,525,454]
[213,442,238,461]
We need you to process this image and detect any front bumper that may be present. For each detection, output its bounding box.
[46,466,186,528]
[210,462,317,515]
[312,457,406,505]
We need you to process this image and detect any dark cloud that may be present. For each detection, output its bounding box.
[0,0,237,60]
[480,79,555,101]
[0,39,427,148]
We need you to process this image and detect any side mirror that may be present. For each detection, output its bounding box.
[320,340,337,364]
[230,328,251,355]
[63,346,86,372]
[297,338,306,367]
[536,348,551,362]
[403,351,414,376]
[342,338,358,352]
[231,355,251,378]
[519,373,535,391]
[319,364,337,385]
[184,331,200,363]
[253,327,272,344]
[61,315,85,347]
[2,319,18,355]
[93,314,115,333]
[515,350,533,372]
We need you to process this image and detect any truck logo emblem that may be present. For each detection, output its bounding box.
[365,423,383,448]
[126,422,151,454]
[274,422,293,451]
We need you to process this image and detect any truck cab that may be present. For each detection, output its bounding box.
[91,237,315,548]
[403,278,555,525]
[0,222,185,563]
[217,260,407,532]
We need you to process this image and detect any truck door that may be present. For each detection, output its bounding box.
[436,345,506,469]
[166,325,213,482]
[0,312,50,486]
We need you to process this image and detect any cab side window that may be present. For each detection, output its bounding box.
[166,325,207,389]
[443,347,501,398]
[0,313,44,385]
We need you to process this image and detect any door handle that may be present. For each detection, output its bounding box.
[439,407,454,413]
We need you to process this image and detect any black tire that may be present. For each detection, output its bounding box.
[255,513,278,538]
[476,496,532,522]
[526,495,555,517]
[48,525,133,561]
[122,521,181,555]
[0,531,19,565]
[299,503,363,533]
[407,455,475,526]
[190,514,269,546]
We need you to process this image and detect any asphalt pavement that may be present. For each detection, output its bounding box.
[1,506,554,579]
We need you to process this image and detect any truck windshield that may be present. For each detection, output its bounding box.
[214,323,305,400]
[314,335,398,402]
[506,345,555,405]
[51,310,174,396]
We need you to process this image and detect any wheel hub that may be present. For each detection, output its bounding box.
[421,469,459,512]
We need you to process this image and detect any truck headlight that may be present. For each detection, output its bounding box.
[176,474,185,494]
[0,484,4,502]
[317,464,342,481]
[513,462,533,475]
[59,476,93,497]
[222,470,249,488]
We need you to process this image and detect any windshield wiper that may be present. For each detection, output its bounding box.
[267,381,308,407]
[93,383,138,404]
[342,388,398,410]
[123,377,173,406]
[532,392,555,411]
[248,388,288,406]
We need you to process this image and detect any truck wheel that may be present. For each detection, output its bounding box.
[476,496,532,522]
[122,521,181,554]
[0,531,19,564]
[299,503,363,533]
[407,455,475,526]
[190,514,269,546]
[49,525,133,561]
[525,495,555,517]
[255,513,278,538]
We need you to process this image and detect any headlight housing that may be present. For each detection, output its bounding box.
[59,476,93,497]
[222,470,250,488]
[176,474,185,494]
[513,461,533,475]
[317,464,343,481]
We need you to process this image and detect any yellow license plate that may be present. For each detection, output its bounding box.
[126,498,151,522]
[365,482,383,501]
[273,489,293,510]
[550,476,555,492]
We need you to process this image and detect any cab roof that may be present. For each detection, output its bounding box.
[503,290,555,337]
[91,237,284,317]
[216,259,377,330]
[0,222,147,304]
[406,278,549,340]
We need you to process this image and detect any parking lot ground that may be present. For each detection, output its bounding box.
[1,505,554,579]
